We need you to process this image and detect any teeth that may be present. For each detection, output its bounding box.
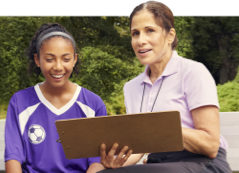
[51,74,64,78]
[140,50,150,53]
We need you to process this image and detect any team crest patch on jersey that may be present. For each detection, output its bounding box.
[28,124,46,144]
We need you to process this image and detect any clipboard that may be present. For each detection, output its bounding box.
[55,111,184,159]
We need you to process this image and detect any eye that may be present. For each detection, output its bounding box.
[147,29,155,33]
[64,58,71,61]
[46,59,53,62]
[131,31,139,36]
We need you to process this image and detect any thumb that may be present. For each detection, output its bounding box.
[143,158,147,164]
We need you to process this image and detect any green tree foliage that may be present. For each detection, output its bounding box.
[174,17,194,59]
[0,17,50,100]
[217,67,239,111]
[1,16,239,117]
[0,17,66,99]
[72,46,143,101]
[58,17,144,113]
[0,16,144,115]
[190,17,239,84]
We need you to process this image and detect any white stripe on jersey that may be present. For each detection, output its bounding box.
[34,83,82,115]
[19,103,41,135]
[76,101,95,118]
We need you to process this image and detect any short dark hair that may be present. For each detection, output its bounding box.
[26,23,81,78]
[130,1,178,50]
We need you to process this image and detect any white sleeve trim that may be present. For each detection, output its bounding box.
[19,103,41,135]
[76,101,95,118]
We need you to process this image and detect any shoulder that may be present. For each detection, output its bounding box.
[169,52,214,85]
[8,86,40,115]
[10,86,39,105]
[175,54,209,77]
[174,54,214,84]
[124,72,144,91]
[177,54,204,69]
[77,86,105,110]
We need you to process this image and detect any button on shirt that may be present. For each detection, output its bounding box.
[141,75,164,112]
[123,51,228,150]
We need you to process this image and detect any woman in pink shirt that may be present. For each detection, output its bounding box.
[98,1,231,173]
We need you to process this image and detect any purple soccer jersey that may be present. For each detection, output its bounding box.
[5,84,107,173]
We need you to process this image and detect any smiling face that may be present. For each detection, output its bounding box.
[131,9,175,66]
[34,36,77,88]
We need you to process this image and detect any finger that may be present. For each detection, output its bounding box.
[105,143,119,168]
[143,158,147,164]
[115,146,129,163]
[113,145,129,168]
[100,143,107,165]
[119,149,133,166]
[107,143,119,157]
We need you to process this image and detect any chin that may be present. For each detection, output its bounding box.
[138,58,154,66]
[49,81,66,88]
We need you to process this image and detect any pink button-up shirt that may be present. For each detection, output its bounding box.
[123,51,228,150]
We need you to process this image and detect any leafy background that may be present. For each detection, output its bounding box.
[1,17,239,119]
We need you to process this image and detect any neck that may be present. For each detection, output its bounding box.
[40,80,74,97]
[149,50,172,84]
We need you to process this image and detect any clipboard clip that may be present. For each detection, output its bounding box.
[56,138,61,143]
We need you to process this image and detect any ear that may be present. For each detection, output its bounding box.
[168,28,176,44]
[34,54,40,68]
[73,54,78,67]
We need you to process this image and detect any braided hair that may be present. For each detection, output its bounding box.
[26,23,81,78]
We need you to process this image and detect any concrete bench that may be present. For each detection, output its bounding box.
[0,112,239,171]
[220,112,239,171]
[0,120,5,170]
[136,112,239,171]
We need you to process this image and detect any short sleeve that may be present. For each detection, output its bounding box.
[87,105,107,166]
[5,96,26,164]
[123,84,129,114]
[184,62,219,111]
[95,105,107,117]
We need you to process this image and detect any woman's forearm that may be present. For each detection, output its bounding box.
[182,127,220,159]
[122,153,144,166]
[86,163,105,173]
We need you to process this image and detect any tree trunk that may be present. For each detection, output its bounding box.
[219,64,228,84]
[218,36,238,84]
[219,59,238,84]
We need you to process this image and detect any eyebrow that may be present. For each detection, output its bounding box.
[44,53,55,56]
[62,53,72,56]
[131,26,156,31]
[44,53,72,56]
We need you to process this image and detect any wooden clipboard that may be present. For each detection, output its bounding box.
[55,111,184,159]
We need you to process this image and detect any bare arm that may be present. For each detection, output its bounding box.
[182,105,220,158]
[5,160,22,173]
[122,153,144,166]
[86,162,105,173]
[100,143,143,169]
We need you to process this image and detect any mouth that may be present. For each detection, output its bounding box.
[138,49,152,55]
[51,74,65,79]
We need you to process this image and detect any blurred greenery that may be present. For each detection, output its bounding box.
[1,16,239,119]
[217,66,239,112]
[0,101,8,119]
[190,17,239,84]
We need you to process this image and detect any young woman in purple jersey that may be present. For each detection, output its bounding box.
[5,23,106,173]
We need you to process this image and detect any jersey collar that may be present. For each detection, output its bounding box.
[141,51,180,84]
[34,83,81,115]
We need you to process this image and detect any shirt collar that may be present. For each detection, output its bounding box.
[141,51,180,84]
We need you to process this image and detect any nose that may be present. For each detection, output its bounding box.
[53,60,63,71]
[137,33,147,46]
